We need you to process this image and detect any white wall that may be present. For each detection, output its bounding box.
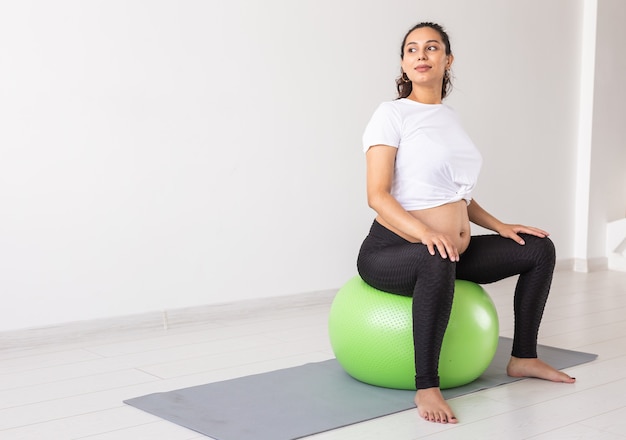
[588,0,626,258]
[572,0,626,270]
[0,0,618,332]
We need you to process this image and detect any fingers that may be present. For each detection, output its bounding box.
[424,236,459,261]
[434,240,448,259]
[438,240,459,262]
[509,232,525,246]
[426,242,437,257]
[501,224,550,245]
[518,225,549,237]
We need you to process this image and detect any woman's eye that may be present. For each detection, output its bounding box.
[427,45,438,51]
[407,47,416,53]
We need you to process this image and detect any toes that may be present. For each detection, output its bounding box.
[420,409,457,424]
[431,412,449,424]
[423,411,438,423]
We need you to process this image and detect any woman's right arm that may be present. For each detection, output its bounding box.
[366,145,459,261]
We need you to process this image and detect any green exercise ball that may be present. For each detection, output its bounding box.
[328,276,499,390]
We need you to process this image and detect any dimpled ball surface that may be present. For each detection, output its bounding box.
[328,276,499,390]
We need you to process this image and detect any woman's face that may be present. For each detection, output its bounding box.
[401,26,453,90]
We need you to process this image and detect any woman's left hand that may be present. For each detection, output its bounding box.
[497,224,549,245]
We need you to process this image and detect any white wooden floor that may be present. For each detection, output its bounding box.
[1,269,626,439]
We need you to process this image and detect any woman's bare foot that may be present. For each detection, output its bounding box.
[506,356,576,383]
[414,387,458,424]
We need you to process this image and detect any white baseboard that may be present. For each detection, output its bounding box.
[573,257,609,273]
[554,257,610,272]
[608,254,626,272]
[0,289,338,352]
[555,258,575,271]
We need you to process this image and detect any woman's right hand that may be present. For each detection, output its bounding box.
[420,229,460,262]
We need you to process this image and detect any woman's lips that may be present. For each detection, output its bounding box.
[415,65,431,72]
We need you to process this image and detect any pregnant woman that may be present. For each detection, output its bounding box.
[356,21,575,424]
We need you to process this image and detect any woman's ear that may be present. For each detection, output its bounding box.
[446,53,454,69]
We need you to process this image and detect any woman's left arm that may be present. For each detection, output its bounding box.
[467,199,549,245]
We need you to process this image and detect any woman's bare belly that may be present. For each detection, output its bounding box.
[377,200,471,253]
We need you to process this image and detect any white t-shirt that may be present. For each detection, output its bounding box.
[362,98,482,210]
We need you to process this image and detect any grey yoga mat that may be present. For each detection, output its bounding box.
[124,337,596,440]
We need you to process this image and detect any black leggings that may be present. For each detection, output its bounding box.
[357,220,556,390]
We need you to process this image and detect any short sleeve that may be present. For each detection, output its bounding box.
[362,102,401,152]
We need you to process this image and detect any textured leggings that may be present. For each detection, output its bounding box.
[356,220,556,390]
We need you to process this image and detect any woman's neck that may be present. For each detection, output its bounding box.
[407,87,442,105]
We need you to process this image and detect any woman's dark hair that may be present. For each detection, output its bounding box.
[396,22,453,100]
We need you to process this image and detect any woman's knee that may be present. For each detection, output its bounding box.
[422,252,457,275]
[521,234,556,266]
[413,253,456,293]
